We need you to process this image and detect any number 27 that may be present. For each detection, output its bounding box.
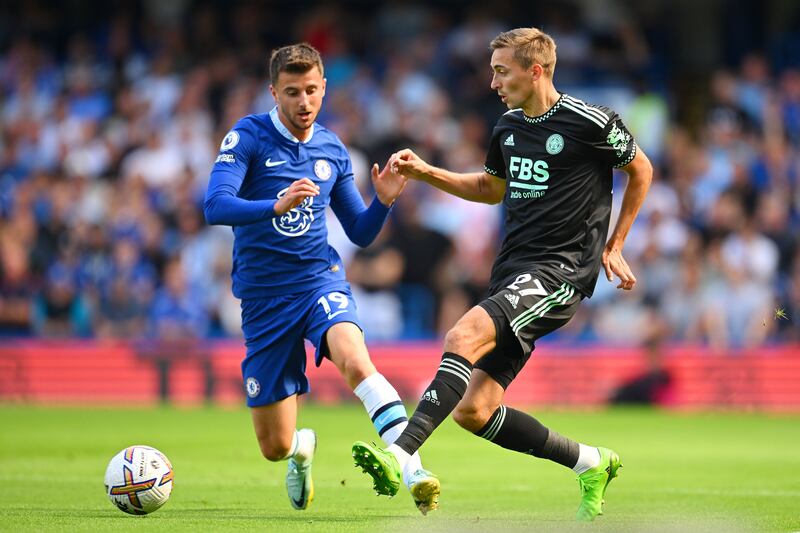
[507,274,547,296]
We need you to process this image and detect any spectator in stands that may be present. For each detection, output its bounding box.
[95,277,147,338]
[347,225,405,341]
[0,1,798,348]
[0,236,36,336]
[149,259,209,340]
[32,263,92,338]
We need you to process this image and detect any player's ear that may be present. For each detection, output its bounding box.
[321,78,327,97]
[269,84,278,101]
[530,64,543,82]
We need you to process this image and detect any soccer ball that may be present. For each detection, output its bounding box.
[104,445,174,515]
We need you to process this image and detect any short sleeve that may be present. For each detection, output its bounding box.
[596,113,637,168]
[483,126,506,179]
[211,118,258,177]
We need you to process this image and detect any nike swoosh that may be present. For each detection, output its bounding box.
[327,310,347,320]
[265,158,287,167]
[375,411,394,426]
[291,494,306,508]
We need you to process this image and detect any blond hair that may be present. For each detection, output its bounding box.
[490,28,557,77]
[269,43,324,84]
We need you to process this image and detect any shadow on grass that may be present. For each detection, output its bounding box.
[3,507,406,522]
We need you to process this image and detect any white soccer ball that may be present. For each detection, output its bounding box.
[104,445,174,515]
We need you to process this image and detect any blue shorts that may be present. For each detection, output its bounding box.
[240,282,362,407]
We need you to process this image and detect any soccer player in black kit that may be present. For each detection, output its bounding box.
[352,27,653,521]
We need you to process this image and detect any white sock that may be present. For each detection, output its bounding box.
[291,428,316,466]
[353,373,425,482]
[387,443,411,472]
[353,373,409,444]
[572,444,601,474]
[402,452,425,488]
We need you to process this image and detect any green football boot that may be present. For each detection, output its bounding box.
[407,468,440,515]
[576,447,622,522]
[351,441,401,497]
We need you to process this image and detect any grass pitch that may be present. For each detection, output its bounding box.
[1,404,798,532]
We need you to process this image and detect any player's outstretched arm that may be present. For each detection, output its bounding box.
[329,163,396,248]
[602,147,653,290]
[393,149,505,204]
[371,159,407,207]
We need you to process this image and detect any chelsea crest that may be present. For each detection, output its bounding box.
[314,159,332,181]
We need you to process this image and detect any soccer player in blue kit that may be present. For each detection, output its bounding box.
[204,43,439,514]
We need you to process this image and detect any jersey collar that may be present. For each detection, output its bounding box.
[520,93,565,124]
[269,106,315,143]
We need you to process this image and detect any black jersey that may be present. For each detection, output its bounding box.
[483,93,637,297]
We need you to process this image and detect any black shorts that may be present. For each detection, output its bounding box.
[476,268,582,389]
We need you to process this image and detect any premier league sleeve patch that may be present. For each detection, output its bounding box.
[220,130,240,151]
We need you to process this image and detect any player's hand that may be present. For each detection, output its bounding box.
[392,148,430,181]
[602,242,636,290]
[372,158,408,207]
[274,178,319,215]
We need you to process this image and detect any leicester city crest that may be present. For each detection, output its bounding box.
[314,159,332,181]
[546,134,564,155]
[273,186,314,237]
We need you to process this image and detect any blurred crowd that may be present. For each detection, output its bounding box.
[0,1,798,349]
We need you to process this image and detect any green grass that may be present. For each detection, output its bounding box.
[1,405,799,532]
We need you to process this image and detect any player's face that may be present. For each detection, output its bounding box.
[490,48,536,109]
[270,66,326,140]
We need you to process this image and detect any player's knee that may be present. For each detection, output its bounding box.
[444,323,478,355]
[453,402,492,432]
[343,356,374,384]
[258,437,293,462]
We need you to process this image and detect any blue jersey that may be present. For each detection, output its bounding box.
[204,108,390,298]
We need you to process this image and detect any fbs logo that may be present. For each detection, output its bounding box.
[422,389,440,406]
[504,293,520,309]
[509,157,549,199]
[509,157,549,181]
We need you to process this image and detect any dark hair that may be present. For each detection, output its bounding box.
[269,43,324,84]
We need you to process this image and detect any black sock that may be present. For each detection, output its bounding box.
[475,406,580,469]
[393,352,472,455]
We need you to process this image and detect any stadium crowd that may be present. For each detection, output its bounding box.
[0,1,798,349]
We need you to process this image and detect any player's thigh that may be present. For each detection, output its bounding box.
[240,296,311,407]
[324,322,376,388]
[250,395,298,460]
[443,304,498,363]
[304,283,364,364]
[475,270,581,387]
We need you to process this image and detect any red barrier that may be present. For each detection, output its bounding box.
[0,340,798,410]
